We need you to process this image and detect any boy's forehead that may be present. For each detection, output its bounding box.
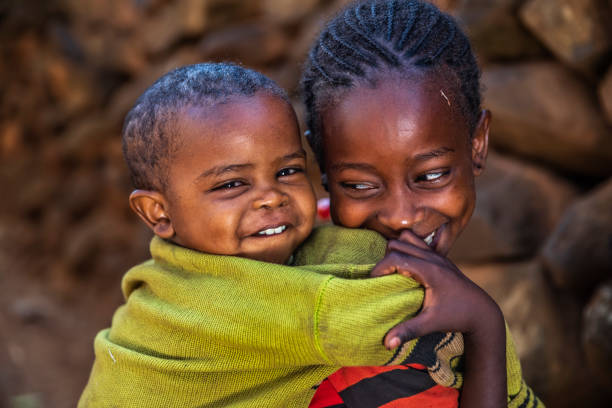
[172,93,300,154]
[180,93,292,124]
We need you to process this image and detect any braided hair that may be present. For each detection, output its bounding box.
[301,0,481,167]
[123,62,289,191]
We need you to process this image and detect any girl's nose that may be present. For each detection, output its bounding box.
[252,187,289,210]
[376,193,425,234]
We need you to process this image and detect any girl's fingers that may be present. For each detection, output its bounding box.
[371,251,439,288]
[371,251,409,277]
[387,239,437,261]
[398,229,431,250]
[384,312,434,349]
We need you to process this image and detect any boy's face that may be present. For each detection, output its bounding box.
[163,93,316,264]
[321,73,488,256]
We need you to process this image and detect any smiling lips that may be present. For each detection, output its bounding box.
[424,230,435,246]
[255,225,288,236]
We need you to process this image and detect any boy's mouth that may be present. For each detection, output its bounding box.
[255,224,288,236]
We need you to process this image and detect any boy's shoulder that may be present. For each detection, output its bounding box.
[293,224,386,266]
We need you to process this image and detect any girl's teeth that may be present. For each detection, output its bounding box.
[258,225,287,236]
[424,231,435,246]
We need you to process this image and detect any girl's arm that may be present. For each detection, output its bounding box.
[371,230,507,408]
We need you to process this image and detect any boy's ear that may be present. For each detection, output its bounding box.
[128,190,175,239]
[471,109,490,176]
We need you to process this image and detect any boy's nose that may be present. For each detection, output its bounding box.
[252,188,289,209]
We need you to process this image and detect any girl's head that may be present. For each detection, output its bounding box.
[124,63,316,264]
[301,0,489,255]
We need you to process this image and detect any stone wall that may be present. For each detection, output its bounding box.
[0,0,610,407]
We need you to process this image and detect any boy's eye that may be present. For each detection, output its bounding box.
[277,167,304,178]
[211,180,246,191]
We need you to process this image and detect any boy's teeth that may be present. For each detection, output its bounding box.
[258,225,287,236]
[424,231,435,246]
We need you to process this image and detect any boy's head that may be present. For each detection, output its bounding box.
[123,63,316,264]
[301,0,489,254]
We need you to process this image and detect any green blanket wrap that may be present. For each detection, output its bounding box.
[79,225,542,407]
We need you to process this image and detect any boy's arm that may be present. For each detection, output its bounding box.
[372,230,507,408]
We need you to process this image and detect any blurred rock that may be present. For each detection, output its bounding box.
[62,212,137,277]
[64,0,143,31]
[199,24,289,66]
[262,0,320,24]
[461,261,601,407]
[106,47,203,124]
[141,0,208,55]
[600,66,612,124]
[483,62,612,176]
[10,296,56,324]
[57,171,99,220]
[44,56,99,119]
[450,152,577,262]
[520,0,612,75]
[0,121,23,157]
[70,26,147,75]
[583,281,612,389]
[541,178,612,293]
[430,0,457,11]
[454,0,544,60]
[206,0,262,29]
[14,174,59,218]
[59,114,117,163]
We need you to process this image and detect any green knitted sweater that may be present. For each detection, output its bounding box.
[78,225,540,407]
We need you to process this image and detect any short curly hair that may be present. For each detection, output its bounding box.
[122,62,289,191]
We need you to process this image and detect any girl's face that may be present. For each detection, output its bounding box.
[320,73,489,255]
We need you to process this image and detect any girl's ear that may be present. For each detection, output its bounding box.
[128,190,175,239]
[471,109,490,176]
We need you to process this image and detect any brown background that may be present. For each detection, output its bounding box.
[1,1,612,407]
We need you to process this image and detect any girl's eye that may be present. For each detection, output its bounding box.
[211,180,246,191]
[340,182,377,192]
[277,167,303,178]
[416,170,449,183]
[345,183,373,190]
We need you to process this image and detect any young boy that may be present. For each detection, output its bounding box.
[79,62,529,407]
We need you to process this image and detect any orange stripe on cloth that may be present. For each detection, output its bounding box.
[309,378,345,408]
[328,364,427,392]
[378,384,459,408]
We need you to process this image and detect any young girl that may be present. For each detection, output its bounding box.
[302,0,543,407]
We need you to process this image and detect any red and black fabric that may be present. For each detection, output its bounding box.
[309,364,459,408]
[309,332,461,408]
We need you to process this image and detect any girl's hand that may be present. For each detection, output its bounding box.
[371,229,503,349]
[371,230,507,407]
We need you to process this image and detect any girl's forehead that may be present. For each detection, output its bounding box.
[329,74,466,132]
[321,73,472,162]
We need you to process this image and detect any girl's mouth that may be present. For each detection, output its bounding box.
[422,224,445,249]
[424,230,436,246]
